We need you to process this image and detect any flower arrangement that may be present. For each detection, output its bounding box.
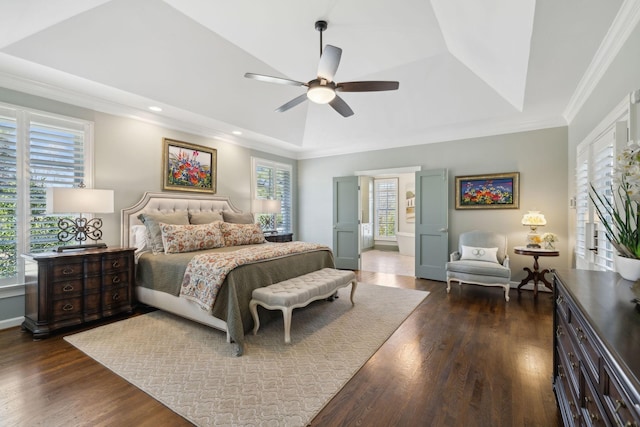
[542,232,558,243]
[590,142,640,259]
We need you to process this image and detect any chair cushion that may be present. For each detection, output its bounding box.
[446,260,510,278]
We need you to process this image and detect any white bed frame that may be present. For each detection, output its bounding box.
[121,191,244,341]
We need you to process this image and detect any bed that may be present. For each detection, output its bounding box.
[121,192,335,356]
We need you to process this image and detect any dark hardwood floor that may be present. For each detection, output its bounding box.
[0,272,561,426]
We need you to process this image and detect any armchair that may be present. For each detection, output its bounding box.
[446,230,511,301]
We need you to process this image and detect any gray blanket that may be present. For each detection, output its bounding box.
[136,244,335,355]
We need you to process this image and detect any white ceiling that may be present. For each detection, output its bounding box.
[0,0,627,158]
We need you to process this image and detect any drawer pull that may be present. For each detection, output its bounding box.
[62,304,74,311]
[112,260,120,268]
[62,284,74,292]
[556,326,564,338]
[112,276,120,284]
[624,421,634,427]
[615,399,627,412]
[62,267,74,275]
[556,295,564,305]
[590,412,599,422]
[112,292,120,301]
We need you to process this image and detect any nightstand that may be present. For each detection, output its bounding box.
[264,233,293,243]
[22,247,136,339]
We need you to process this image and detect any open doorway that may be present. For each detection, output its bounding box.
[356,167,419,277]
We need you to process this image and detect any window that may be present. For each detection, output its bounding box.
[374,178,398,240]
[0,104,92,287]
[251,157,292,233]
[575,100,629,272]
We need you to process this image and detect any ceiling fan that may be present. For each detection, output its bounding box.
[244,20,399,118]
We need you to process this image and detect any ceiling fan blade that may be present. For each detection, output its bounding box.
[275,93,308,113]
[244,73,305,87]
[317,45,342,82]
[337,81,400,92]
[329,95,354,117]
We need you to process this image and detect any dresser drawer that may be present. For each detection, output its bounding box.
[582,366,608,427]
[568,310,601,384]
[103,285,129,310]
[556,361,581,426]
[51,261,83,281]
[52,279,83,299]
[103,254,130,273]
[52,297,82,319]
[557,314,580,394]
[555,285,570,322]
[603,364,640,427]
[103,271,129,287]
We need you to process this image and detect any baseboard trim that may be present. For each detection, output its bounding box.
[0,316,24,330]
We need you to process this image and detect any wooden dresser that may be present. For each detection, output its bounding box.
[22,247,135,338]
[553,269,640,426]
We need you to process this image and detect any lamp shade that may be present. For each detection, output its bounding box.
[262,199,282,214]
[521,211,546,226]
[46,187,114,214]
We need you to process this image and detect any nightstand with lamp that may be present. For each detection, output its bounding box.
[253,198,293,242]
[22,183,136,338]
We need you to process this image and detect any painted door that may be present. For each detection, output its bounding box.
[415,169,448,280]
[333,176,360,270]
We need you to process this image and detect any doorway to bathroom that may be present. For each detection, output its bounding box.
[357,167,418,277]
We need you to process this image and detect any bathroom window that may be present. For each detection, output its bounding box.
[374,178,398,240]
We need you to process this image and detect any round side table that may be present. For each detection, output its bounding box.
[513,246,559,297]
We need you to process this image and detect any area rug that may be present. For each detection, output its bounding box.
[64,283,429,427]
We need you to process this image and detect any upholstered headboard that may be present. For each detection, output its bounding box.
[121,191,243,247]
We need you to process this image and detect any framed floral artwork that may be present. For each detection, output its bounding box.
[162,138,216,193]
[455,172,519,209]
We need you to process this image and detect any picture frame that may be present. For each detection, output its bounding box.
[163,138,217,193]
[455,172,519,209]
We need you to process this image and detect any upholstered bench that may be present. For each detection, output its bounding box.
[249,268,357,343]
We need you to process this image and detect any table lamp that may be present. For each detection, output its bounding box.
[46,183,114,252]
[521,210,546,248]
[252,198,282,233]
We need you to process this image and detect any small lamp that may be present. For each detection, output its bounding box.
[46,183,114,252]
[252,198,282,233]
[521,210,547,248]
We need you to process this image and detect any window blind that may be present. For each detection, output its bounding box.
[374,178,398,239]
[253,158,292,233]
[0,105,90,286]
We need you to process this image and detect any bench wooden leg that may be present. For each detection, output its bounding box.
[249,300,260,336]
[349,280,357,305]
[282,307,293,344]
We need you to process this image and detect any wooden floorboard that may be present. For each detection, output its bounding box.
[0,271,561,426]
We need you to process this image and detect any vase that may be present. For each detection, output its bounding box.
[614,252,640,281]
[544,241,555,250]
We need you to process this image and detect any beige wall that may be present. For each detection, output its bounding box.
[298,126,570,279]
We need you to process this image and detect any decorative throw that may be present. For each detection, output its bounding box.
[180,242,331,312]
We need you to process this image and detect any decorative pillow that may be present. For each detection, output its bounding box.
[131,225,149,253]
[460,245,499,263]
[220,222,266,246]
[189,210,224,225]
[222,211,255,224]
[138,211,190,254]
[160,222,225,254]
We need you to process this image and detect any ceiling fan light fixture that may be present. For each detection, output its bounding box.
[307,85,335,104]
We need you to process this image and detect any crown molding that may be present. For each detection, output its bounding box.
[563,0,640,123]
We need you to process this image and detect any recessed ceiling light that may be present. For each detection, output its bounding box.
[232,131,242,135]
[148,106,162,112]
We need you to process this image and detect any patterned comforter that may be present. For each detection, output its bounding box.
[180,242,331,312]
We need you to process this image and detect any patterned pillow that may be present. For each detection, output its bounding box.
[460,245,499,263]
[160,222,225,254]
[138,211,190,254]
[220,222,266,246]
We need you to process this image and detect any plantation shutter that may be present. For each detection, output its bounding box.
[0,104,90,287]
[575,149,589,261]
[374,178,398,239]
[252,158,292,233]
[591,130,615,270]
